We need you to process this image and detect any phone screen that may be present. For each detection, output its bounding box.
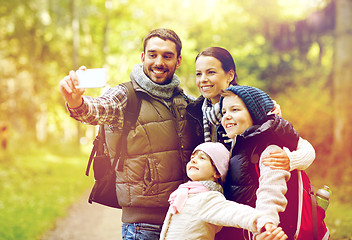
[75,68,107,88]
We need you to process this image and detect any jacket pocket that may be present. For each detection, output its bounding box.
[142,156,158,196]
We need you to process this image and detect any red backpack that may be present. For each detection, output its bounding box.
[275,169,330,240]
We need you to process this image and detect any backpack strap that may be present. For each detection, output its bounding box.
[310,184,319,240]
[85,124,106,176]
[85,81,140,175]
[176,86,191,104]
[114,81,140,171]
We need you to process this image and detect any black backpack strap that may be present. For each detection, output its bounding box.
[113,81,140,171]
[85,141,96,176]
[85,81,140,175]
[86,125,106,176]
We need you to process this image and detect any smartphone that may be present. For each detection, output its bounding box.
[75,68,107,88]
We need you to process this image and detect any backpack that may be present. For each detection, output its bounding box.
[85,81,141,208]
[282,170,330,240]
[255,164,330,240]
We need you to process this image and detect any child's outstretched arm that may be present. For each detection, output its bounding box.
[255,145,291,230]
[198,191,265,232]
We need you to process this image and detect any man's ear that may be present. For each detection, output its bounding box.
[141,52,145,63]
[176,55,182,69]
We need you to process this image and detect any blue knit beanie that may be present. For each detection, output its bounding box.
[220,85,274,124]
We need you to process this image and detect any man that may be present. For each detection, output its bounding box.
[60,28,287,240]
[60,28,202,240]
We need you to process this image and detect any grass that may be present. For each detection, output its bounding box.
[322,184,352,240]
[326,201,352,239]
[0,144,93,240]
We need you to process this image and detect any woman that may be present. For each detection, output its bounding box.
[187,47,238,147]
[186,47,316,239]
[187,46,314,170]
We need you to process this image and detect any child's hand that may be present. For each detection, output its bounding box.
[261,148,290,171]
[255,223,287,240]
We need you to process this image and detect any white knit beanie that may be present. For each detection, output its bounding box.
[192,142,230,182]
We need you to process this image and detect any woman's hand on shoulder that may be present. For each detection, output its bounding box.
[261,147,290,171]
[269,100,282,117]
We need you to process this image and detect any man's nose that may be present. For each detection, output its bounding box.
[154,56,164,66]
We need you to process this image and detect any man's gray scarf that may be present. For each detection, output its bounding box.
[132,64,180,99]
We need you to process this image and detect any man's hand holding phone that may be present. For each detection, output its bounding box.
[59,66,107,108]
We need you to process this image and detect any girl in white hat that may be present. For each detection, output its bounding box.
[160,142,287,240]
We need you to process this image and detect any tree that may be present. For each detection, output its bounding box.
[333,0,352,167]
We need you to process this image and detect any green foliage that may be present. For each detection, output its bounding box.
[319,180,352,239]
[0,145,92,240]
[306,170,352,239]
[0,0,336,143]
[1,0,352,238]
[326,202,352,239]
[275,77,333,147]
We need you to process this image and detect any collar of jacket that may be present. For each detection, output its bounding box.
[237,114,299,152]
[186,96,204,120]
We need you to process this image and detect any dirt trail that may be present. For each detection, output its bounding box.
[42,190,122,240]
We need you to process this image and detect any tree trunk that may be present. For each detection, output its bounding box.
[333,0,352,163]
[71,0,79,69]
[71,0,82,148]
[103,0,112,65]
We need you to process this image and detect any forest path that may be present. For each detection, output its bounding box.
[41,190,122,240]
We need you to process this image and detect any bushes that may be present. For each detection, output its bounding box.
[276,81,333,176]
[276,82,352,239]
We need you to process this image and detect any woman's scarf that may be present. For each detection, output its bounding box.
[131,64,180,99]
[168,181,223,214]
[202,98,222,142]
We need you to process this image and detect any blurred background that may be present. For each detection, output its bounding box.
[1,0,351,239]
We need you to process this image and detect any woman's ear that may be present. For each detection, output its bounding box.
[227,70,235,85]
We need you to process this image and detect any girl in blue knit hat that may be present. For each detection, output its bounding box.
[218,85,309,240]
